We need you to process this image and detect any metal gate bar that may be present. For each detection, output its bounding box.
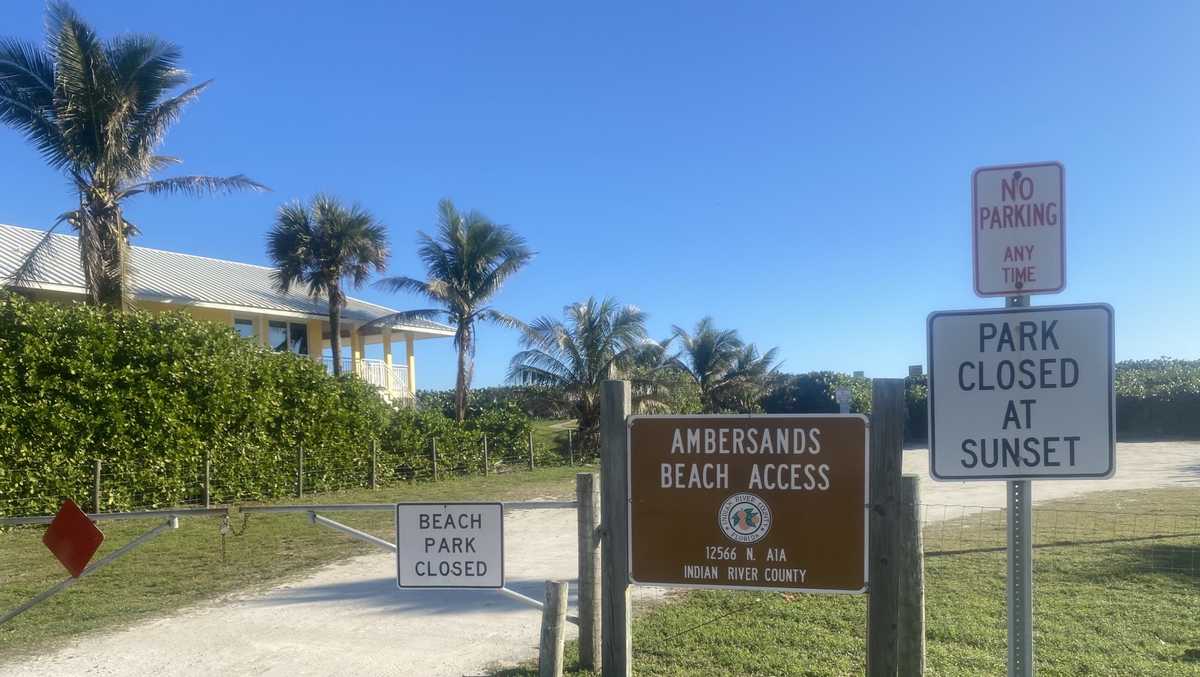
[306,511,580,625]
[0,517,179,626]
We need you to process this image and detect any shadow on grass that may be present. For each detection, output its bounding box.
[1054,541,1200,585]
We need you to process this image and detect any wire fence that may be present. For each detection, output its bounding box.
[0,428,584,519]
[920,500,1200,575]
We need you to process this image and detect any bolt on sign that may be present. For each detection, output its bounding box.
[927,304,1115,481]
[396,503,503,588]
[627,415,868,594]
[973,161,1065,296]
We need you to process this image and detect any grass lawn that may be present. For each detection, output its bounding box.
[494,487,1200,676]
[0,464,588,659]
[533,418,577,447]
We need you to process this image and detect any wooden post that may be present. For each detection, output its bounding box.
[483,434,490,476]
[539,580,569,677]
[577,472,602,671]
[528,430,535,471]
[203,450,211,509]
[569,429,575,466]
[431,439,438,481]
[898,474,926,676]
[600,380,632,676]
[93,459,102,513]
[369,440,378,490]
[867,378,905,677]
[297,447,304,499]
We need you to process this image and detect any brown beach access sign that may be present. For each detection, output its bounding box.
[627,415,869,594]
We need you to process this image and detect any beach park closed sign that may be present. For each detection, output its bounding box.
[627,415,868,594]
[396,503,503,588]
[927,304,1115,481]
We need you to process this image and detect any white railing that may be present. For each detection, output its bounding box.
[322,357,411,397]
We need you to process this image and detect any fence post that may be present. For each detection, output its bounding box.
[600,379,632,676]
[576,472,602,671]
[431,438,438,481]
[482,434,490,476]
[528,430,535,471]
[898,474,926,676]
[568,429,574,466]
[297,447,304,499]
[203,450,211,509]
[93,459,102,513]
[369,440,378,490]
[867,378,905,677]
[538,579,569,677]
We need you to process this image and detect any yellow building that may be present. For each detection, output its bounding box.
[0,223,453,401]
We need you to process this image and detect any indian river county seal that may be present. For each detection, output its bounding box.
[717,492,772,544]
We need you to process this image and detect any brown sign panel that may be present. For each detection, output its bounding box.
[628,415,868,594]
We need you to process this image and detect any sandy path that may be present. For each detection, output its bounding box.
[2,441,1195,677]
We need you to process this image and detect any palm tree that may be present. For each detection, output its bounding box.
[267,196,389,376]
[374,199,532,421]
[671,317,780,413]
[0,2,266,309]
[508,297,666,450]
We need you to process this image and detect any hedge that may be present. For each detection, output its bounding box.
[762,359,1200,441]
[0,295,547,517]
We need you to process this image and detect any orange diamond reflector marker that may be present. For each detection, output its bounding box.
[42,499,104,578]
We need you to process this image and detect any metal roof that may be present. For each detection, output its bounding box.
[0,223,454,337]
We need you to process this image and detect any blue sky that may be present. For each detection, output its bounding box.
[2,2,1198,390]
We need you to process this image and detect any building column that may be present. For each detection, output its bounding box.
[382,328,393,392]
[405,334,416,395]
[351,325,363,376]
[306,319,323,363]
[256,316,269,347]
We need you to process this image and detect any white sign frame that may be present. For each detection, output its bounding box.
[972,161,1065,297]
[927,304,1115,481]
[395,502,504,589]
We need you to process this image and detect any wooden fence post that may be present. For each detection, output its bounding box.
[203,450,211,509]
[600,379,632,676]
[369,440,378,490]
[898,474,926,676]
[297,447,304,499]
[93,459,102,513]
[431,438,438,481]
[867,378,905,676]
[577,472,602,671]
[528,430,535,471]
[539,580,569,677]
[569,429,575,466]
[482,434,490,476]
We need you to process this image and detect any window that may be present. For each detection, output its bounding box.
[234,318,255,340]
[269,321,288,352]
[289,322,309,356]
[269,320,309,355]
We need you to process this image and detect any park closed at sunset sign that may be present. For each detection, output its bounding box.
[627,415,868,594]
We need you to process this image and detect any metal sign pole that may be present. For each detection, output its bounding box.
[1005,293,1033,677]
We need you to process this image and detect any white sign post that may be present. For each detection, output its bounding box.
[973,162,1065,297]
[396,502,504,589]
[927,304,1115,481]
[835,387,851,414]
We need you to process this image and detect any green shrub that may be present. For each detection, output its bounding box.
[0,294,389,515]
[1114,358,1200,438]
[760,371,870,415]
[761,359,1200,442]
[416,385,571,420]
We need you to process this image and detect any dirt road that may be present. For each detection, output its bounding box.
[2,441,1195,677]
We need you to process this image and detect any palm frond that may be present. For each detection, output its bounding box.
[358,308,449,333]
[121,174,268,199]
[3,216,73,289]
